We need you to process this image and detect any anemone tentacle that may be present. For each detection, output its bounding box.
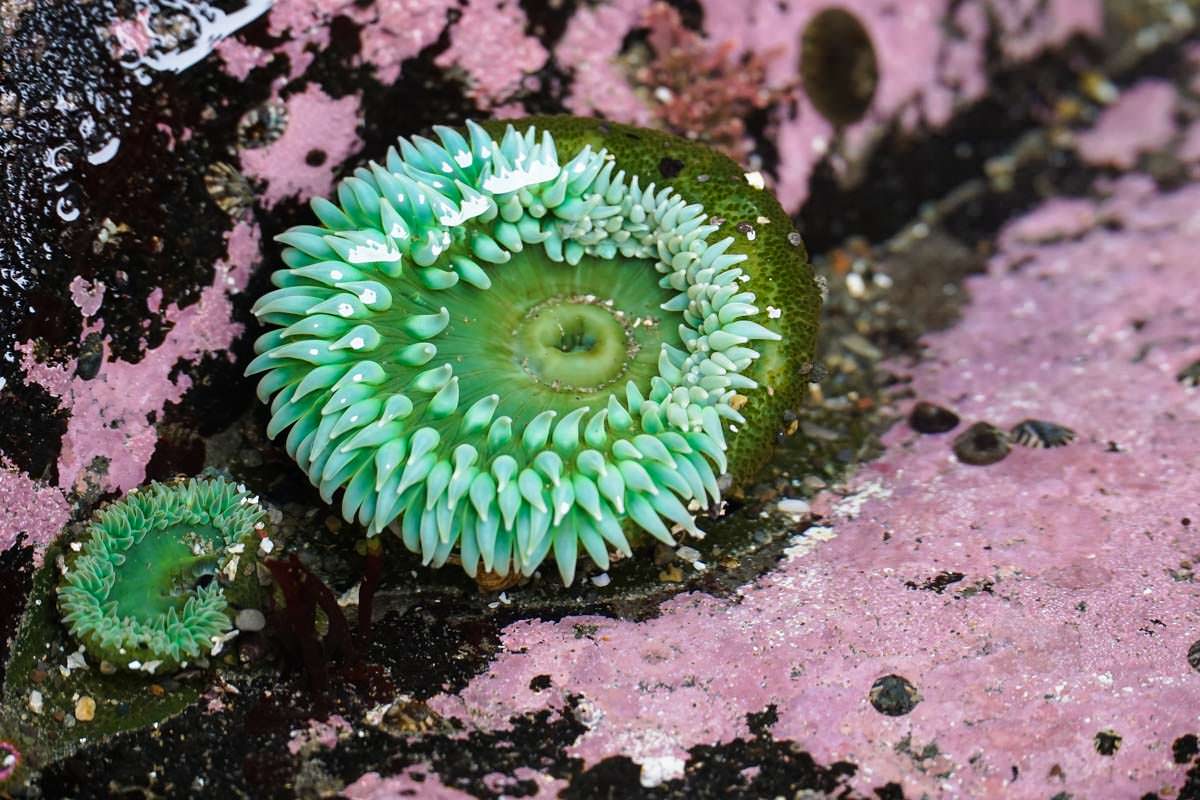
[57,477,266,673]
[249,119,791,585]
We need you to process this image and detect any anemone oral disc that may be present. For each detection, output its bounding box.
[249,118,806,586]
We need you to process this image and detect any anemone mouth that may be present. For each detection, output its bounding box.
[248,119,785,585]
[515,291,644,393]
[57,477,265,673]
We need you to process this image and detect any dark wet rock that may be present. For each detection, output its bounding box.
[562,709,877,799]
[658,157,684,178]
[905,571,965,593]
[1094,730,1122,756]
[1174,734,1199,765]
[1177,360,1200,387]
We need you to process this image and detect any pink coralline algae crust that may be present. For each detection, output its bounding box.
[215,36,270,81]
[1076,80,1179,169]
[548,0,1100,211]
[68,276,106,319]
[556,0,655,126]
[434,0,547,110]
[211,0,1101,212]
[1178,119,1200,166]
[222,0,455,84]
[1002,197,1100,244]
[108,8,153,59]
[0,461,71,562]
[343,767,474,800]
[482,767,568,796]
[239,85,363,210]
[228,0,544,105]
[19,220,262,495]
[430,176,1200,797]
[989,0,1104,61]
[287,714,352,755]
[699,0,1102,210]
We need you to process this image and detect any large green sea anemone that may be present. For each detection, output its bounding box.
[57,477,267,673]
[248,116,819,585]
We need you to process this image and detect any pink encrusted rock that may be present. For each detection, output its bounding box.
[556,0,655,126]
[482,767,567,796]
[215,36,270,81]
[429,177,1200,797]
[1179,119,1200,165]
[0,461,70,564]
[343,767,474,800]
[435,0,547,109]
[287,714,352,755]
[108,8,153,59]
[211,0,1104,212]
[233,0,455,84]
[1075,80,1178,169]
[68,277,106,319]
[1001,197,1097,244]
[680,0,1094,210]
[19,220,261,495]
[359,0,458,86]
[990,0,1104,61]
[699,0,1101,210]
[239,85,362,210]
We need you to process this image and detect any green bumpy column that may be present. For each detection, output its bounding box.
[246,116,820,585]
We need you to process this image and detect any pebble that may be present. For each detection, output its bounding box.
[778,498,811,516]
[590,573,611,588]
[676,546,701,563]
[28,690,43,715]
[74,696,95,722]
[235,608,267,632]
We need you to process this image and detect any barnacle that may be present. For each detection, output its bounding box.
[1009,418,1076,448]
[953,422,1011,466]
[57,477,266,673]
[237,98,289,150]
[205,161,254,218]
[247,116,819,585]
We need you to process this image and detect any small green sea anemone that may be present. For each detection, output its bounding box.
[247,116,819,585]
[57,477,267,673]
